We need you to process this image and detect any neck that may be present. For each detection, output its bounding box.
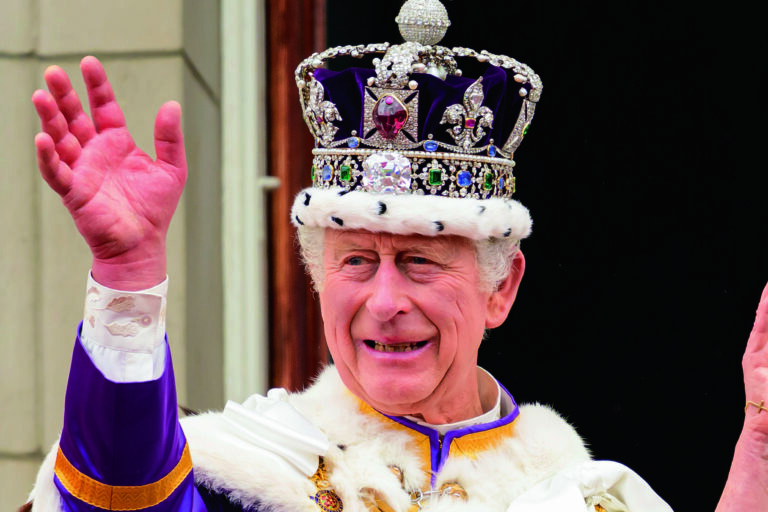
[405,368,499,425]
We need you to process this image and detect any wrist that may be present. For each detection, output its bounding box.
[92,250,167,291]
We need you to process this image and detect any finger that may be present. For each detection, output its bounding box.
[154,101,188,182]
[35,132,73,197]
[32,89,82,165]
[80,56,126,132]
[43,65,96,145]
[747,281,768,352]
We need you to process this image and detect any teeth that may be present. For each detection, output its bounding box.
[370,341,424,352]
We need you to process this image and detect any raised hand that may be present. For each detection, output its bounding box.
[717,282,768,511]
[743,283,768,432]
[32,56,187,290]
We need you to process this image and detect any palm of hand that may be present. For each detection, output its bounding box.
[65,128,183,261]
[33,57,187,285]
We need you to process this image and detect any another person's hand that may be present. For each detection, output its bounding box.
[743,283,768,433]
[32,56,187,290]
[717,282,768,511]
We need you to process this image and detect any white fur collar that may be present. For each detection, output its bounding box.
[29,366,589,511]
[184,367,590,512]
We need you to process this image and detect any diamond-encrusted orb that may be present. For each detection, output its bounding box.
[373,95,408,140]
[395,0,451,45]
[362,152,412,194]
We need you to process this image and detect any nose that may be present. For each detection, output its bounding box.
[365,260,411,322]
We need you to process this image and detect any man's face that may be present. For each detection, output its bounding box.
[319,229,516,423]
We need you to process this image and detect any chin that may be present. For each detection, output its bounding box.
[354,373,437,415]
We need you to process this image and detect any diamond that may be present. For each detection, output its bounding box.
[362,152,412,193]
[322,165,333,181]
[469,90,484,108]
[373,95,409,140]
[424,140,438,152]
[457,170,472,187]
[340,165,351,181]
[428,168,442,186]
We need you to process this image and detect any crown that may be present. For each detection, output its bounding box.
[291,0,541,241]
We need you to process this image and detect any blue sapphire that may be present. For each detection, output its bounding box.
[488,144,497,157]
[498,177,505,190]
[424,140,438,152]
[457,170,472,187]
[322,165,333,180]
[347,137,360,148]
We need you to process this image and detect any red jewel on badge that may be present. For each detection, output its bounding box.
[311,489,343,512]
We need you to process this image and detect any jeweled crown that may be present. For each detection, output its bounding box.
[291,0,540,242]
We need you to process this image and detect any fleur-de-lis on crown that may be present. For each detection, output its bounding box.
[303,80,342,146]
[440,77,494,149]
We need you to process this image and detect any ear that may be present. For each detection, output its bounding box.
[485,250,525,329]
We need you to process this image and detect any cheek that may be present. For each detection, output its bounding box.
[320,279,363,342]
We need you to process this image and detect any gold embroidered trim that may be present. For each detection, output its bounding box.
[54,442,192,510]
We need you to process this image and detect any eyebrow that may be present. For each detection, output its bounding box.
[331,235,460,260]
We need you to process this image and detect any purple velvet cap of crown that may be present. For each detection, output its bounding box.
[313,62,530,149]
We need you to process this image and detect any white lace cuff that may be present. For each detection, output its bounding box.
[80,271,168,382]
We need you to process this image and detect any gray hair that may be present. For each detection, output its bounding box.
[297,226,519,293]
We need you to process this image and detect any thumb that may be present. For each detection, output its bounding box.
[154,101,187,179]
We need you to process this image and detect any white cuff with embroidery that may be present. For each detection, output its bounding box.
[81,272,168,383]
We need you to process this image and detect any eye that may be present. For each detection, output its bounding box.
[346,256,365,266]
[409,256,430,265]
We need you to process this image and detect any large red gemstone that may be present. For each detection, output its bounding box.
[373,95,408,140]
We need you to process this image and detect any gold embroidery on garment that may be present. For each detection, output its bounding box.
[54,442,192,511]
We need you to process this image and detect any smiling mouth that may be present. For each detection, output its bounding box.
[364,340,429,352]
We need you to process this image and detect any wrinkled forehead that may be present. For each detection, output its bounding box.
[326,229,471,259]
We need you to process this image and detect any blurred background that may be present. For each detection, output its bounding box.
[0,0,762,509]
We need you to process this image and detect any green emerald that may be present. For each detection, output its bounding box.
[311,165,316,181]
[428,168,442,186]
[523,123,530,136]
[340,165,351,181]
[483,172,494,190]
[512,176,516,193]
